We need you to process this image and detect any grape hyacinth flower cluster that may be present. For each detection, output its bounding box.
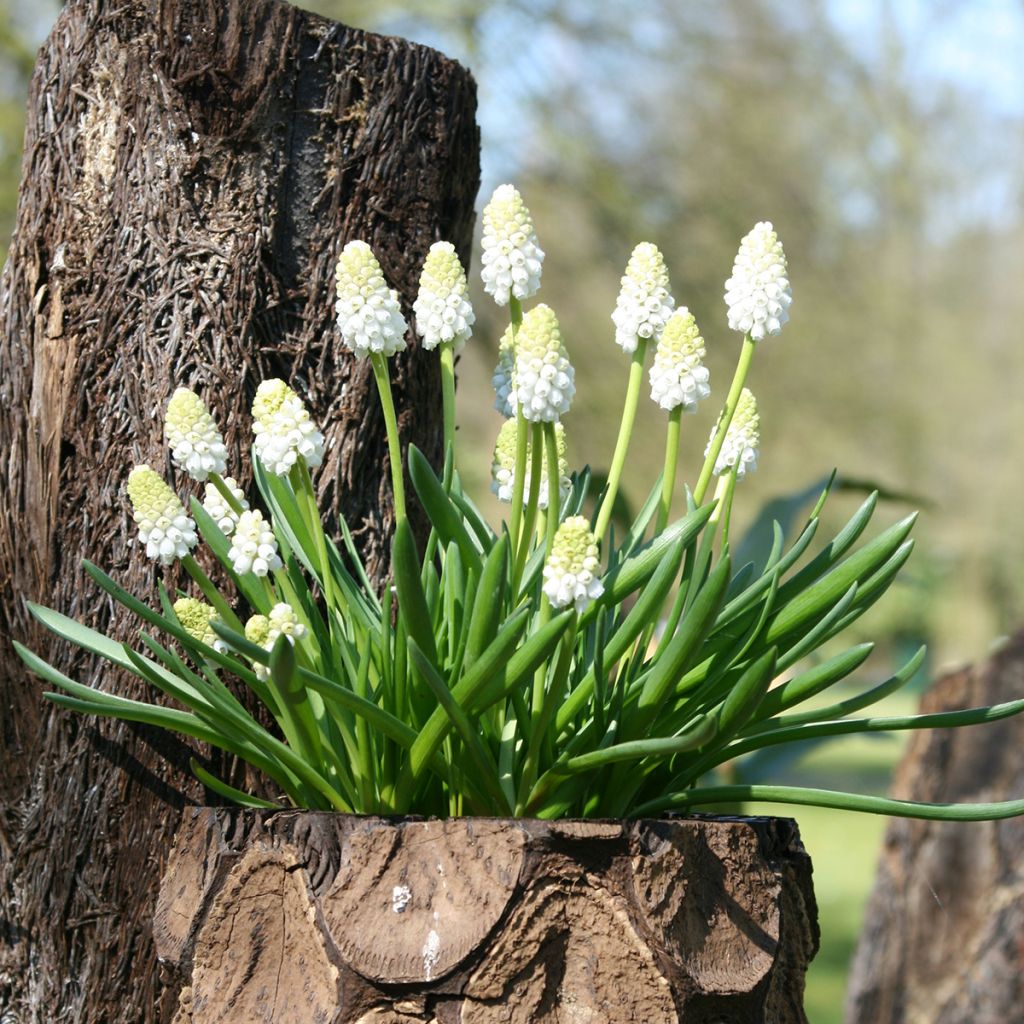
[480,184,544,305]
[164,388,228,482]
[126,465,198,566]
[413,241,475,353]
[542,516,604,613]
[252,379,325,477]
[611,242,675,353]
[509,304,575,422]
[649,309,711,413]
[724,221,792,341]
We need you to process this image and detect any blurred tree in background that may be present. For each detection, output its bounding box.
[4,0,1024,666]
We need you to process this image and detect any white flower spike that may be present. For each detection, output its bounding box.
[173,597,226,653]
[542,516,604,613]
[252,379,325,477]
[724,222,792,340]
[245,605,307,681]
[490,418,570,509]
[480,184,544,305]
[126,466,198,566]
[164,388,229,482]
[649,308,711,412]
[413,242,475,353]
[202,476,248,535]
[611,242,675,353]
[227,508,283,577]
[492,324,516,418]
[510,304,575,423]
[707,388,760,479]
[335,240,408,359]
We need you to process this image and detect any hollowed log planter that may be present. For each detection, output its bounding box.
[156,809,819,1022]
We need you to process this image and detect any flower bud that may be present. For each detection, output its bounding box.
[492,324,516,418]
[480,184,544,305]
[335,240,408,358]
[126,465,198,566]
[413,241,475,353]
[510,304,575,423]
[542,516,604,613]
[227,509,283,577]
[707,388,760,478]
[164,388,228,482]
[252,379,325,477]
[268,602,307,645]
[724,222,791,340]
[173,597,226,653]
[202,476,248,535]
[611,242,675,353]
[490,419,570,509]
[649,308,710,412]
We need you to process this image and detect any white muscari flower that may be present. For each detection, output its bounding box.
[164,388,228,482]
[611,242,675,353]
[480,184,544,305]
[724,221,792,340]
[202,476,248,535]
[707,388,760,479]
[509,304,575,422]
[335,240,408,359]
[413,241,475,353]
[542,516,604,613]
[126,465,198,566]
[173,597,227,653]
[245,614,271,681]
[649,308,711,412]
[227,508,283,577]
[490,419,570,509]
[245,605,306,681]
[267,602,307,646]
[492,324,516,418]
[251,379,325,476]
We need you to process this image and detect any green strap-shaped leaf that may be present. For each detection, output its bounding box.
[748,642,875,724]
[189,758,281,809]
[409,445,483,575]
[637,784,1024,822]
[764,513,916,644]
[392,518,439,670]
[555,535,686,733]
[464,534,508,666]
[408,640,510,813]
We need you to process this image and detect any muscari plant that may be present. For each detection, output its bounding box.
[17,186,1024,822]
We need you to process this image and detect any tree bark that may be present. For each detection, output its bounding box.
[0,1,479,1019]
[845,630,1024,1024]
[156,809,820,1023]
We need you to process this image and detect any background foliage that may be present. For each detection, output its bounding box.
[3,1,1022,1020]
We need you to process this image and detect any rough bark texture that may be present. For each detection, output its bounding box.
[845,630,1024,1024]
[0,1,479,1019]
[156,809,820,1023]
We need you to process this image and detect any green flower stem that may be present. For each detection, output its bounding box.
[543,421,561,558]
[370,351,407,525]
[517,611,576,815]
[693,334,756,504]
[291,461,342,622]
[655,406,682,535]
[181,556,243,633]
[506,297,527,552]
[439,341,457,488]
[210,472,245,516]
[513,424,545,591]
[594,338,649,542]
[708,466,738,546]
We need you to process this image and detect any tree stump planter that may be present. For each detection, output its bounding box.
[156,808,819,1022]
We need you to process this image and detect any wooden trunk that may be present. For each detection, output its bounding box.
[845,630,1024,1023]
[0,1,478,1019]
[156,808,820,1022]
